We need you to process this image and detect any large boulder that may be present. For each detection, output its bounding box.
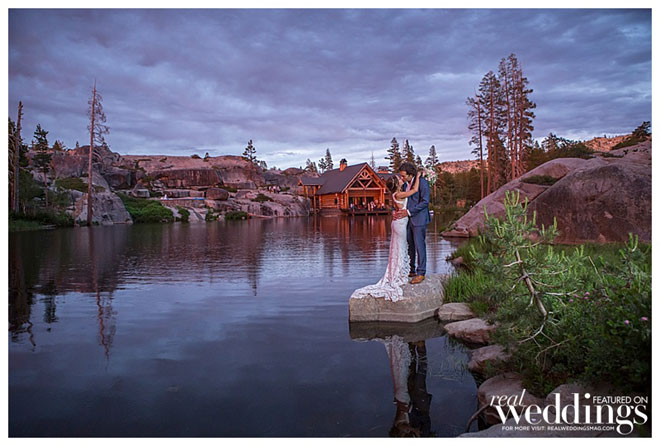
[72,191,133,225]
[442,157,586,238]
[528,144,651,244]
[444,317,496,345]
[442,140,651,244]
[205,187,230,201]
[102,166,135,189]
[348,274,446,323]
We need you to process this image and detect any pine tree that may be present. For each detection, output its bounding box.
[32,124,52,208]
[478,71,507,193]
[305,158,318,173]
[501,54,535,178]
[324,149,333,170]
[424,145,439,169]
[415,155,423,168]
[318,157,327,173]
[243,139,257,163]
[467,93,486,199]
[52,140,65,151]
[402,139,415,164]
[386,137,402,171]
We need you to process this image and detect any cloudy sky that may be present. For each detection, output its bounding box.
[8,8,651,169]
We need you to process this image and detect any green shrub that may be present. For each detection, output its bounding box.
[520,174,559,186]
[251,193,273,203]
[117,192,174,223]
[10,209,74,227]
[205,206,218,221]
[176,206,190,223]
[9,218,45,232]
[191,154,201,159]
[225,211,248,220]
[55,177,105,193]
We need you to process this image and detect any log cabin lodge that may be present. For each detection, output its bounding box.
[299,159,396,215]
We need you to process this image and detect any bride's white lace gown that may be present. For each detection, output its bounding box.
[350,196,410,302]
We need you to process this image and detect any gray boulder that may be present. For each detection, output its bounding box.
[435,302,476,322]
[348,274,446,323]
[73,191,133,225]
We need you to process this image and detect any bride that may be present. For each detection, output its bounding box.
[350,171,421,302]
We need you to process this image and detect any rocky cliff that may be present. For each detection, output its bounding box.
[442,140,651,244]
[36,146,314,224]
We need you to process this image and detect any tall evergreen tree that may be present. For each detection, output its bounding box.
[318,157,327,173]
[467,93,486,199]
[500,54,535,178]
[415,155,423,168]
[424,145,439,169]
[402,139,415,164]
[324,149,333,170]
[32,124,52,208]
[243,139,257,163]
[478,71,507,193]
[386,137,402,171]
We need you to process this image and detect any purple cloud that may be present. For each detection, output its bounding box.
[8,9,651,169]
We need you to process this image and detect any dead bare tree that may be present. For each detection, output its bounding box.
[86,81,109,226]
[12,102,23,212]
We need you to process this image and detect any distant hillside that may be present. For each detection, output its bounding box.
[583,133,631,152]
[437,159,480,174]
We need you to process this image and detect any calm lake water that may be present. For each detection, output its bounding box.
[9,216,477,437]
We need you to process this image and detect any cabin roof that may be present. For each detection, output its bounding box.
[315,163,370,194]
[300,177,324,186]
[300,162,388,195]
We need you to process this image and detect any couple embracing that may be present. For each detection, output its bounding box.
[351,162,431,302]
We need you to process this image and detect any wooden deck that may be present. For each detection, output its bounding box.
[342,209,391,216]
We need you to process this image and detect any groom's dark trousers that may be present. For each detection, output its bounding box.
[405,177,431,276]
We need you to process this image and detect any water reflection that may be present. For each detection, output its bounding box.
[350,318,475,437]
[9,217,472,437]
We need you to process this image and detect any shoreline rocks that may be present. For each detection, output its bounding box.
[467,344,511,374]
[444,317,496,345]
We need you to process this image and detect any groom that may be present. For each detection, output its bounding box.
[393,162,431,284]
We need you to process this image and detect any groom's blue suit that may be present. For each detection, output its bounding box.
[404,176,431,276]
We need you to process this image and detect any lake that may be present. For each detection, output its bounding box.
[9,216,478,437]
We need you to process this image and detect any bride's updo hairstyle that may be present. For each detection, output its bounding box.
[386,176,400,195]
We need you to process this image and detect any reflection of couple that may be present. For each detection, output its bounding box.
[351,162,431,302]
[377,335,432,437]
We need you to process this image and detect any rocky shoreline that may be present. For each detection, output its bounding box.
[433,289,646,437]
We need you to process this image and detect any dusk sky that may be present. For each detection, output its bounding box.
[8,8,651,169]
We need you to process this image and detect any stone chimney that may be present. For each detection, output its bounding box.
[340,158,347,171]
